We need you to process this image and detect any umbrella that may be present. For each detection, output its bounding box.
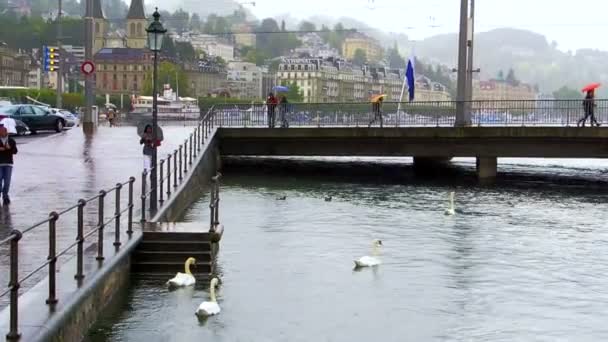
[370,94,387,103]
[273,85,289,92]
[137,121,164,141]
[582,83,601,92]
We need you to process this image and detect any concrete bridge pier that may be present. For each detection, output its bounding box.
[476,157,497,181]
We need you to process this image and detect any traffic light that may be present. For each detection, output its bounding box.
[42,45,60,72]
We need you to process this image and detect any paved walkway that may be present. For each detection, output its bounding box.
[0,123,197,300]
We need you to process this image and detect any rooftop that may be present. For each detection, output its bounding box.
[126,0,145,19]
[94,48,150,61]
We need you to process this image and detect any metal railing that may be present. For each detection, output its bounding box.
[210,99,608,128]
[209,173,221,232]
[140,106,219,221]
[0,177,136,341]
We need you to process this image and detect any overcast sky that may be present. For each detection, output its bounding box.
[247,0,607,51]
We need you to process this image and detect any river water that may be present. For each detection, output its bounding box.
[88,157,608,342]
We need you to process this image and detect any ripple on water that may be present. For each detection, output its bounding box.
[88,167,608,342]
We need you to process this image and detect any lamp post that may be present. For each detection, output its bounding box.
[146,8,166,213]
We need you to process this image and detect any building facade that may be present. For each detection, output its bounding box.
[94,48,152,95]
[185,59,227,97]
[92,0,149,52]
[342,34,384,63]
[0,47,32,87]
[276,57,451,103]
[226,61,263,100]
[473,79,537,101]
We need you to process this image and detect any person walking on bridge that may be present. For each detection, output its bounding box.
[578,88,600,127]
[369,95,384,128]
[0,126,17,205]
[266,92,278,128]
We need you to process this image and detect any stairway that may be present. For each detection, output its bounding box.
[131,231,217,279]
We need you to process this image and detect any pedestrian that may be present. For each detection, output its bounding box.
[266,92,278,128]
[369,96,384,128]
[578,90,600,127]
[140,125,157,172]
[0,126,17,205]
[107,109,115,127]
[279,95,289,128]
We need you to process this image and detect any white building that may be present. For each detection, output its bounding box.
[204,42,234,62]
[227,61,263,99]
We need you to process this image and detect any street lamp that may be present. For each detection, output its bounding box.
[146,8,166,213]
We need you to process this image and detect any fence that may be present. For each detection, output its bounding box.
[210,99,608,128]
[0,107,220,340]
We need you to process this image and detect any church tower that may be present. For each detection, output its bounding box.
[92,0,107,53]
[126,0,147,49]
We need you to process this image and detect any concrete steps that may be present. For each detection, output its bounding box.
[131,228,217,277]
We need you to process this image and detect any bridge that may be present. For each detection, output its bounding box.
[0,98,606,341]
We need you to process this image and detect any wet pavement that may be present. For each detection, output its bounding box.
[0,122,197,304]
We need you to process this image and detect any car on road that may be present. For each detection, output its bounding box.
[0,104,68,133]
[50,108,78,128]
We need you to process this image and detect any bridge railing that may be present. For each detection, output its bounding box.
[210,99,608,127]
[140,106,219,221]
[0,177,137,340]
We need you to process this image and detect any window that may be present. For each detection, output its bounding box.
[32,106,47,116]
[20,106,34,115]
[137,23,142,36]
[95,22,100,35]
[113,65,117,71]
[130,23,136,36]
[290,65,295,71]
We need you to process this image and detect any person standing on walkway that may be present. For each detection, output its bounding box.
[140,125,156,172]
[279,95,289,128]
[0,126,17,205]
[266,92,278,128]
[369,96,384,128]
[579,90,600,127]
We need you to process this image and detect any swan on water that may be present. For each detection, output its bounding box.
[167,257,196,287]
[444,191,456,216]
[354,239,383,267]
[324,195,332,202]
[276,195,287,200]
[196,277,221,317]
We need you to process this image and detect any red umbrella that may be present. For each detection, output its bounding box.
[582,82,601,92]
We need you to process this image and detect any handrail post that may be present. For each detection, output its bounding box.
[127,177,135,236]
[205,120,209,139]
[97,190,106,260]
[141,170,147,223]
[173,150,178,187]
[75,199,86,280]
[179,145,184,180]
[183,140,189,174]
[189,134,193,165]
[193,129,197,158]
[214,178,220,226]
[159,159,164,206]
[6,230,22,341]
[209,181,216,232]
[166,154,172,198]
[198,123,202,150]
[46,211,59,305]
[114,183,122,247]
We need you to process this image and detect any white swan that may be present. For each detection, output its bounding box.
[444,191,456,216]
[167,257,196,287]
[354,239,382,267]
[196,277,221,317]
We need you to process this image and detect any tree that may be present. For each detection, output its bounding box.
[162,35,176,58]
[142,61,190,97]
[553,86,581,99]
[175,41,196,61]
[281,82,303,102]
[298,21,316,32]
[506,68,519,86]
[387,43,405,69]
[172,9,190,34]
[353,48,367,66]
[497,70,504,80]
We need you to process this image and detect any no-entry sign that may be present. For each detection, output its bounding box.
[81,61,95,75]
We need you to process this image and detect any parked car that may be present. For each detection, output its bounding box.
[0,117,29,136]
[50,108,78,128]
[0,104,68,133]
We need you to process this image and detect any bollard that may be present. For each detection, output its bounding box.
[75,199,86,280]
[114,183,122,247]
[6,230,22,341]
[97,190,106,260]
[179,145,183,180]
[46,211,59,304]
[141,170,147,223]
[127,177,135,236]
[166,154,172,198]
[189,134,193,165]
[159,159,164,205]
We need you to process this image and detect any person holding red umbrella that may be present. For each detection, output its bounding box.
[578,83,600,127]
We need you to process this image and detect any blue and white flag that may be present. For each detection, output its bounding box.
[405,56,415,102]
